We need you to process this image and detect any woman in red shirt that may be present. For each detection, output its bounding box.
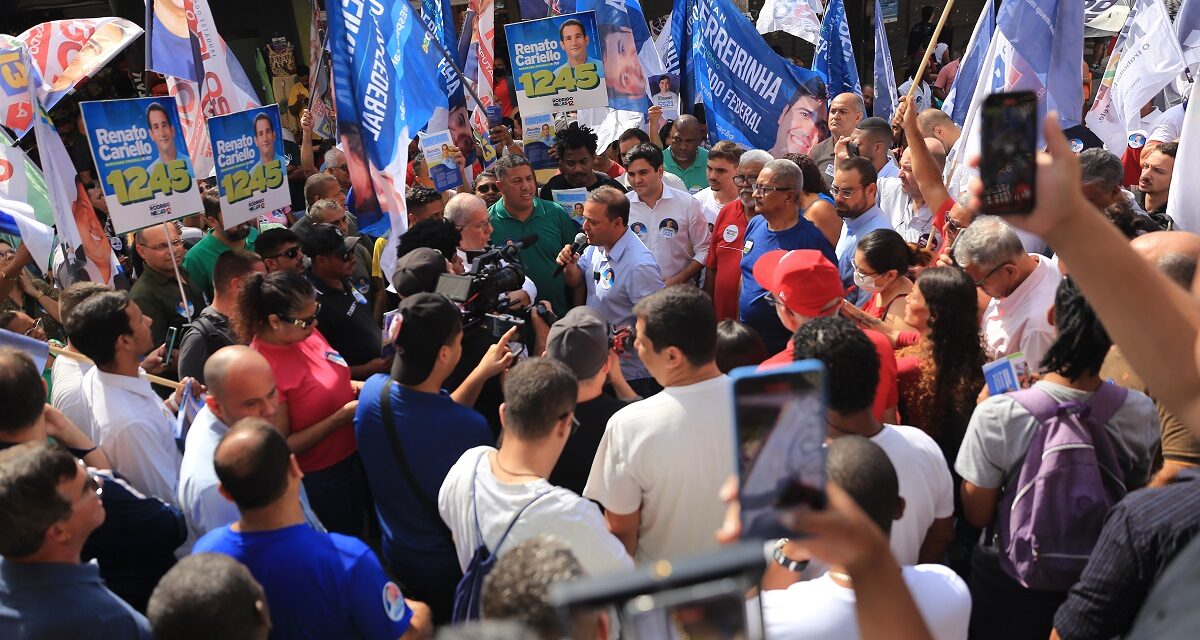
[236,271,365,536]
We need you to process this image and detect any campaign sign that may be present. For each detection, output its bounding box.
[522,113,557,170]
[206,105,290,229]
[552,187,587,225]
[80,97,202,234]
[505,11,608,117]
[419,129,464,192]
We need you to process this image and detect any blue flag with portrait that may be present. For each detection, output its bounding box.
[567,0,653,112]
[670,0,828,156]
[812,0,860,99]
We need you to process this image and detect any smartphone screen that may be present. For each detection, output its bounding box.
[981,91,1038,215]
[626,585,756,639]
[162,326,179,366]
[731,360,827,541]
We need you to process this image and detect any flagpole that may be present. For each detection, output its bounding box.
[162,221,194,321]
[906,0,957,102]
[49,344,182,390]
[413,12,489,117]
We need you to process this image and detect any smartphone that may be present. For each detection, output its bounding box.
[981,91,1038,215]
[845,140,859,157]
[162,326,179,367]
[731,360,827,541]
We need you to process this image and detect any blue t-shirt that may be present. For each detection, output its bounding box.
[355,375,492,572]
[738,215,837,354]
[194,523,413,640]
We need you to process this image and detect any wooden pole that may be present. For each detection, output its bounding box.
[49,344,182,390]
[906,0,958,101]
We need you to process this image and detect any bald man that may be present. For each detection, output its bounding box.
[916,109,960,161]
[1101,231,1200,482]
[812,92,866,180]
[663,115,709,192]
[177,346,320,540]
[877,137,947,244]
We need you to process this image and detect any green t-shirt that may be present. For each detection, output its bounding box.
[489,198,580,316]
[662,145,709,193]
[130,266,207,348]
[182,228,258,300]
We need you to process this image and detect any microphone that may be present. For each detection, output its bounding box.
[553,233,589,276]
[498,233,540,262]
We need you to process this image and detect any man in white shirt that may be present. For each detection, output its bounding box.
[791,317,955,565]
[66,290,193,504]
[623,144,711,286]
[760,435,970,640]
[439,358,632,579]
[954,216,1062,368]
[877,139,947,245]
[841,117,900,180]
[616,129,687,192]
[443,193,538,305]
[692,141,744,226]
[584,286,734,563]
[50,281,112,440]
[832,157,895,305]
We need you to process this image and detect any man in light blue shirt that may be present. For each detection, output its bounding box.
[554,19,602,76]
[178,346,322,542]
[557,186,664,384]
[145,101,194,180]
[831,157,893,305]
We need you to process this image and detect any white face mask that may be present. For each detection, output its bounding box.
[853,269,882,292]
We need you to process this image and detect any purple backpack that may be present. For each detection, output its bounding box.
[995,383,1129,591]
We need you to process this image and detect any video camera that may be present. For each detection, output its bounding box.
[435,233,555,341]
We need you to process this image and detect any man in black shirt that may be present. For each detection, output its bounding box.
[539,122,626,202]
[302,224,389,380]
[544,307,640,494]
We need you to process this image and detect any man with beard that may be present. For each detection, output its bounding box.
[662,115,709,193]
[831,157,894,305]
[810,93,865,180]
[705,149,771,321]
[539,122,625,201]
[183,191,258,300]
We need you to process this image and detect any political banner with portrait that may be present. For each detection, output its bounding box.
[505,12,609,117]
[419,129,465,192]
[671,0,829,155]
[79,96,203,234]
[207,105,291,229]
[522,113,557,170]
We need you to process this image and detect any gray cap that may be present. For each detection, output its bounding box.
[546,307,610,380]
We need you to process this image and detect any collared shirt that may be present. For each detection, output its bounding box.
[489,197,580,316]
[835,204,893,305]
[538,172,626,202]
[981,255,1061,368]
[579,229,665,380]
[0,559,153,640]
[877,156,901,180]
[51,353,94,441]
[181,228,258,300]
[306,270,381,368]
[129,266,206,347]
[620,170,687,192]
[628,184,711,281]
[877,177,937,246]
[663,146,710,193]
[83,368,182,505]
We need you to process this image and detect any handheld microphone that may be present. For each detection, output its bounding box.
[498,233,540,262]
[554,232,589,276]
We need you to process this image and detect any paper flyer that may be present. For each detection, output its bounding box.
[419,129,465,192]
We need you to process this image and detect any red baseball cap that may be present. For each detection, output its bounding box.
[752,249,846,317]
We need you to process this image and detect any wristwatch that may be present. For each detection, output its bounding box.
[772,538,809,573]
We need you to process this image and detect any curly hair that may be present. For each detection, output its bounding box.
[897,267,985,443]
[784,152,829,195]
[553,121,598,158]
[1040,276,1111,380]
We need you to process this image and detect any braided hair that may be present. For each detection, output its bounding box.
[1040,277,1111,380]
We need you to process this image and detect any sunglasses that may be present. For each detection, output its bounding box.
[268,247,302,260]
[476,184,500,193]
[279,302,322,328]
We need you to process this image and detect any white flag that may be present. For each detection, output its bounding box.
[757,0,824,45]
[1166,80,1200,230]
[1085,0,1185,154]
[1178,0,1200,71]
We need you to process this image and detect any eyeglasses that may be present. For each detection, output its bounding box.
[829,186,860,199]
[138,238,184,251]
[24,317,43,337]
[852,262,879,278]
[733,175,759,188]
[973,262,1013,288]
[945,218,963,234]
[279,302,322,328]
[327,164,348,171]
[476,183,500,193]
[267,247,303,260]
[763,291,782,306]
[0,249,15,259]
[752,184,792,195]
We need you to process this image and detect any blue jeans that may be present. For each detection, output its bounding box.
[302,452,369,538]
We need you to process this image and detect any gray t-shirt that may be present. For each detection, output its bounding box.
[955,381,1161,491]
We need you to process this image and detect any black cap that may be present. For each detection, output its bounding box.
[392,248,447,297]
[302,223,358,257]
[390,293,463,385]
[546,307,610,380]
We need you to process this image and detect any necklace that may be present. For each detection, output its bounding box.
[492,453,541,479]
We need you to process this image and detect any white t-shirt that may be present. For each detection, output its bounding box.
[50,353,94,441]
[692,187,731,226]
[877,177,936,245]
[438,446,632,578]
[871,425,956,566]
[982,255,1061,368]
[898,79,933,114]
[1148,104,1185,144]
[584,375,735,563]
[758,564,971,640]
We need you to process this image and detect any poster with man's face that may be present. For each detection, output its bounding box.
[505,12,609,117]
[207,105,290,228]
[80,96,202,234]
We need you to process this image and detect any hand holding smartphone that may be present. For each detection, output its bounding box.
[981,91,1038,216]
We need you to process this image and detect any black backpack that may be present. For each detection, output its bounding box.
[451,450,551,623]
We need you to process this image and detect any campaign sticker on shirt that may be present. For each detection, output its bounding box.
[825,164,835,177]
[689,185,703,194]
[722,224,739,243]
[325,351,348,367]
[600,266,615,289]
[630,222,648,238]
[176,300,194,318]
[742,239,754,255]
[382,582,408,621]
[1069,138,1085,153]
[659,218,679,238]
[1128,132,1146,149]
[352,285,369,305]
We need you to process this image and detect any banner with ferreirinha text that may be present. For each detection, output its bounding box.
[80,96,202,234]
[207,105,291,228]
[505,11,609,116]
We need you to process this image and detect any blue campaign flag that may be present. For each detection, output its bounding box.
[812,0,860,99]
[0,328,49,373]
[991,0,1084,130]
[562,0,654,113]
[942,0,994,126]
[872,0,898,121]
[422,0,467,109]
[1179,0,1200,70]
[327,0,447,238]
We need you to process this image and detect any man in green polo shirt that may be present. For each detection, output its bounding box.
[488,155,580,316]
[662,114,709,193]
[183,190,258,299]
[130,222,206,349]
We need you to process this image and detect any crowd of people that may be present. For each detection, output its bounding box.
[1,8,1200,640]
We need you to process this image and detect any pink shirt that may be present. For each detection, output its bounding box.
[252,330,357,472]
[982,255,1061,370]
[935,59,959,90]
